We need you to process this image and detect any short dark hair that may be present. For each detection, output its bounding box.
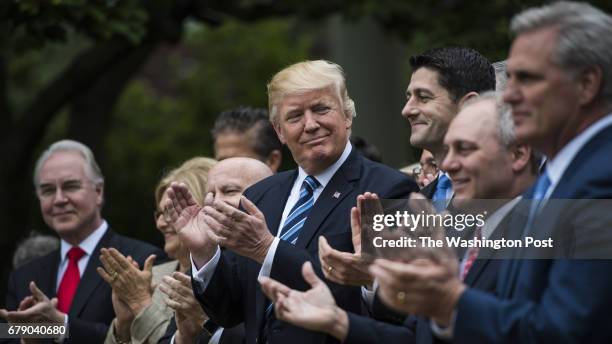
[409,47,495,102]
[211,106,282,159]
[350,136,382,163]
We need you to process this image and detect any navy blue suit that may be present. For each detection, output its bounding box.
[4,228,164,344]
[344,209,509,344]
[455,124,612,343]
[193,148,418,344]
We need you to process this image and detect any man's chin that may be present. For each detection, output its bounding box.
[52,222,80,235]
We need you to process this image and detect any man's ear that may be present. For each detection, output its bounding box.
[510,144,531,173]
[458,91,479,107]
[265,150,282,173]
[95,184,104,206]
[273,121,286,145]
[345,112,353,130]
[577,65,603,106]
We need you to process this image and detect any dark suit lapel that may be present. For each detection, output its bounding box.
[69,229,114,316]
[39,251,61,298]
[254,171,296,335]
[420,177,438,200]
[295,149,360,248]
[259,171,297,237]
[463,256,489,286]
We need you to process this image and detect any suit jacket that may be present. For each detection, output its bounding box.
[193,148,418,344]
[157,317,245,344]
[420,177,438,200]
[345,206,511,344]
[4,228,164,344]
[455,124,612,343]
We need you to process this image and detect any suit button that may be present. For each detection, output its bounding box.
[272,328,281,334]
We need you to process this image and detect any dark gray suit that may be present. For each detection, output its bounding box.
[193,148,418,344]
[4,228,164,344]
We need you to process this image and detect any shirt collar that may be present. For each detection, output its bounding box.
[60,220,108,259]
[296,140,352,190]
[481,197,521,239]
[546,113,612,192]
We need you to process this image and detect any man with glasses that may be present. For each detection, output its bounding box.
[412,150,439,189]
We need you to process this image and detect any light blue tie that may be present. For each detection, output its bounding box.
[523,170,551,236]
[279,175,320,245]
[432,174,452,212]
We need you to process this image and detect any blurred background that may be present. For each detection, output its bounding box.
[2,0,611,306]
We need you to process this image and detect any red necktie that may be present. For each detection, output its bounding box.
[57,246,86,313]
[461,228,481,281]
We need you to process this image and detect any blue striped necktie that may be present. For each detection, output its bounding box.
[432,174,452,212]
[279,175,320,244]
[264,175,321,324]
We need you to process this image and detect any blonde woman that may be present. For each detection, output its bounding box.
[99,157,216,344]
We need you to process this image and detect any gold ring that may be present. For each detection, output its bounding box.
[396,291,406,304]
[327,265,333,273]
[110,271,118,282]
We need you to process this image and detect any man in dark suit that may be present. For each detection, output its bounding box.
[403,46,495,205]
[368,2,612,343]
[315,48,497,331]
[165,60,418,344]
[316,46,496,291]
[0,140,163,344]
[258,92,538,344]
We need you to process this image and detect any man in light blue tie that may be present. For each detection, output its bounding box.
[366,2,612,343]
[401,47,496,206]
[164,60,419,344]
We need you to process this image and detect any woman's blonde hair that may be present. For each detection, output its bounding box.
[154,157,217,209]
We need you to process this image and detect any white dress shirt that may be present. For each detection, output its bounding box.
[192,141,353,286]
[433,113,612,339]
[56,220,108,290]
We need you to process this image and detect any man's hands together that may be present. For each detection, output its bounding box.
[0,281,65,324]
[165,182,274,265]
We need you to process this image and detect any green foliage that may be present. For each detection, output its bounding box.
[5,0,147,52]
[103,18,312,241]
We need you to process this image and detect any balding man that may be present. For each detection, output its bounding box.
[161,158,272,344]
[206,158,274,208]
[368,2,612,343]
[166,60,417,344]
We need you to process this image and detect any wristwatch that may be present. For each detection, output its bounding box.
[202,319,220,336]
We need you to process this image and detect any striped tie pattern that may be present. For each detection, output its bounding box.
[265,176,320,319]
[278,175,320,245]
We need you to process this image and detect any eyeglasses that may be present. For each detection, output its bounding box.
[412,161,439,177]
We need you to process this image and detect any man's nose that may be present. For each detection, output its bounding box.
[401,98,419,120]
[304,112,320,132]
[502,78,521,104]
[441,150,458,173]
[53,188,68,204]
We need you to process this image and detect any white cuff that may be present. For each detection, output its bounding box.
[258,237,280,278]
[361,279,378,311]
[430,310,456,340]
[191,247,221,287]
[209,328,224,344]
[54,314,68,343]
